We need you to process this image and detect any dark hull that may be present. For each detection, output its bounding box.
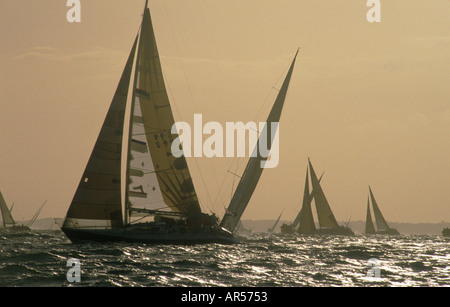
[280,224,354,236]
[0,225,30,232]
[62,225,239,245]
[280,223,296,234]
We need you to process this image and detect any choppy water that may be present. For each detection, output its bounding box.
[0,230,448,287]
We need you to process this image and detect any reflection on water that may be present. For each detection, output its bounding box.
[0,230,448,287]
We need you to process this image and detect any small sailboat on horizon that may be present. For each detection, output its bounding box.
[281,159,354,236]
[267,208,284,233]
[364,186,399,235]
[0,190,47,232]
[61,1,298,244]
[442,228,450,237]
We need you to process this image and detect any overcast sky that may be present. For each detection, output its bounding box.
[0,0,449,224]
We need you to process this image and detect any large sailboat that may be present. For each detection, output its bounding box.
[281,159,354,236]
[365,186,399,235]
[61,1,297,244]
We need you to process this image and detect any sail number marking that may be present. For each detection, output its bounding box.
[153,132,173,148]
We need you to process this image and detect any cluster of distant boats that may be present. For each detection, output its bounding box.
[1,1,449,243]
[271,159,401,236]
[261,160,449,237]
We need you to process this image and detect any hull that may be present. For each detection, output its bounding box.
[62,223,239,245]
[0,225,30,233]
[280,224,354,236]
[303,226,354,236]
[280,223,296,234]
[442,228,450,237]
[377,228,400,235]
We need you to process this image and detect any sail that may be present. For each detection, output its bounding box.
[369,186,390,231]
[128,8,201,215]
[308,159,339,229]
[365,196,376,234]
[293,168,323,229]
[0,191,15,227]
[220,50,299,233]
[298,168,316,233]
[63,38,138,229]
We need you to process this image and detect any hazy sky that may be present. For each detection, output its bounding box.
[1,0,449,224]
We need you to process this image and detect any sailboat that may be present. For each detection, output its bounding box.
[442,228,450,237]
[61,1,298,244]
[365,186,399,235]
[0,191,28,231]
[0,191,46,232]
[281,159,354,235]
[267,209,284,233]
[280,167,321,234]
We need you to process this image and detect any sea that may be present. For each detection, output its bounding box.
[0,230,448,294]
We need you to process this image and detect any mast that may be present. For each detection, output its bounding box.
[220,50,299,233]
[308,159,339,229]
[124,5,146,226]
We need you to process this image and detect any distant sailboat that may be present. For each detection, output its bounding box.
[365,186,399,235]
[280,167,318,234]
[442,228,450,237]
[27,200,47,228]
[267,209,284,233]
[0,191,26,231]
[281,159,354,236]
[61,1,298,244]
[0,191,46,232]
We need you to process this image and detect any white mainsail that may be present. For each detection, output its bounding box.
[127,8,202,218]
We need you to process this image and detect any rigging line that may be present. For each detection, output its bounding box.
[160,2,217,214]
[210,155,239,209]
[252,58,294,123]
[229,156,242,204]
